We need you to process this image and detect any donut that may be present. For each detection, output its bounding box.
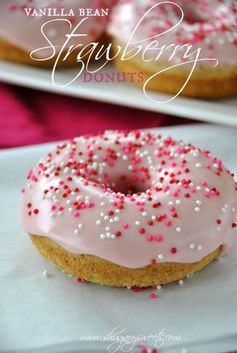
[0,0,111,67]
[108,0,237,99]
[21,130,237,287]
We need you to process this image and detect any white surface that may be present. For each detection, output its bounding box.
[1,124,237,352]
[0,60,237,127]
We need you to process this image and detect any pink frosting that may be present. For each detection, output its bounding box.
[108,0,237,67]
[0,0,110,58]
[21,131,237,269]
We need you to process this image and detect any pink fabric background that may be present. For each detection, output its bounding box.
[0,83,192,149]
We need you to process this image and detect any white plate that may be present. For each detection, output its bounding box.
[1,124,237,352]
[0,60,237,127]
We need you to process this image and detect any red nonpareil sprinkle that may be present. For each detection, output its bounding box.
[150,293,158,299]
[132,286,142,292]
[115,231,122,237]
[8,4,17,11]
[33,209,39,215]
[123,223,129,229]
[171,247,177,254]
[152,202,161,208]
[140,348,148,353]
[217,219,222,225]
[139,227,146,234]
[27,203,32,208]
[147,235,154,241]
[151,258,157,264]
[75,277,87,283]
[156,235,163,241]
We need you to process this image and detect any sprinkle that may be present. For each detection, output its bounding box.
[43,270,51,278]
[189,243,196,250]
[150,293,158,299]
[176,227,182,233]
[156,235,163,241]
[147,235,154,241]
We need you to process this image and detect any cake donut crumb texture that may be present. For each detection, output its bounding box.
[30,235,221,287]
[21,130,237,287]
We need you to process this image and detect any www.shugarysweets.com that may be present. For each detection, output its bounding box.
[78,325,183,353]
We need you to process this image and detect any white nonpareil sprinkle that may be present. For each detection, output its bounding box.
[43,270,51,278]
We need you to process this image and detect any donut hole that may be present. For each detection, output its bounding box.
[183,6,209,24]
[111,179,148,195]
[100,174,149,196]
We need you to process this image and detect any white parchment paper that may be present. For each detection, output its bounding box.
[0,124,237,352]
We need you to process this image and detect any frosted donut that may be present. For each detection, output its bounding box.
[108,0,237,99]
[0,0,111,67]
[21,130,237,287]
